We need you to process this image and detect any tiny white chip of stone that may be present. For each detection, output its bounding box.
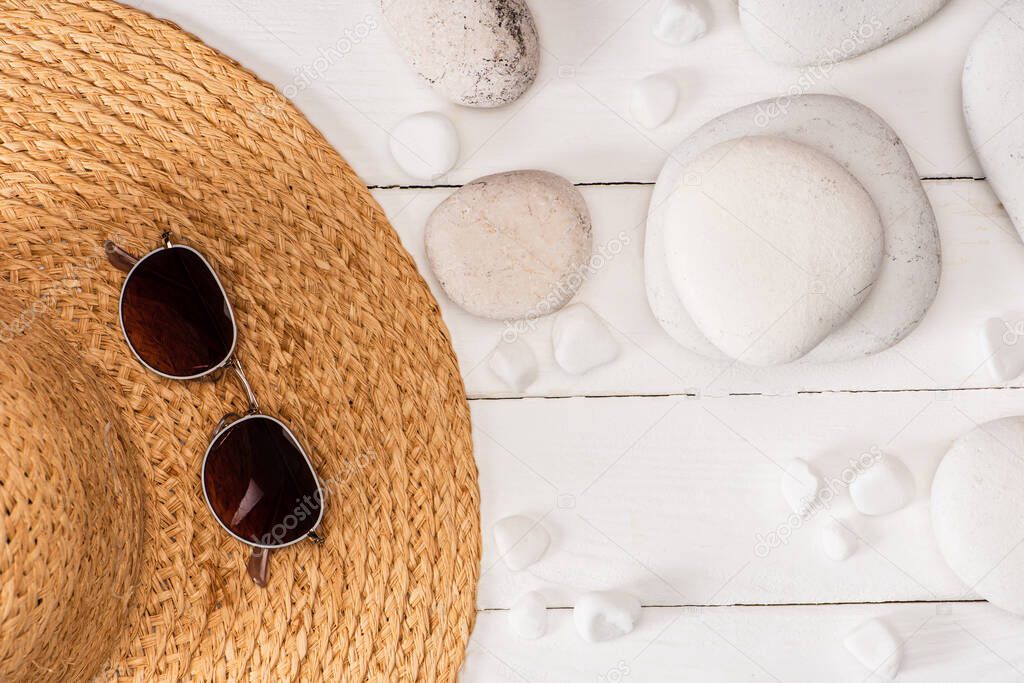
[552,304,620,374]
[780,458,821,515]
[489,338,538,392]
[493,515,551,571]
[509,591,547,640]
[981,316,1024,382]
[389,112,459,181]
[630,74,678,129]
[573,591,642,642]
[652,0,709,45]
[843,618,902,680]
[820,519,858,561]
[850,455,915,516]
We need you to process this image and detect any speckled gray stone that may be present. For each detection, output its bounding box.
[645,95,941,364]
[382,0,540,108]
[426,170,593,320]
[739,0,949,66]
[964,0,1024,241]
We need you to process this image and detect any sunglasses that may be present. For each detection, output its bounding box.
[105,232,324,587]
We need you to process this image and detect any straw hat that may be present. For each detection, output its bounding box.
[0,0,479,680]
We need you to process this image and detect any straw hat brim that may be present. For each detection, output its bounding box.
[0,0,479,680]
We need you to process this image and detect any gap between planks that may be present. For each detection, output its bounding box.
[467,385,1024,402]
[369,176,984,191]
[476,599,990,613]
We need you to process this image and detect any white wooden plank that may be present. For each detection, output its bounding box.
[376,179,1024,398]
[472,388,1024,609]
[465,602,1024,682]
[128,0,994,185]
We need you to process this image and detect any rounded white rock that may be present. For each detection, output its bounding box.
[820,519,859,561]
[663,136,884,366]
[389,112,459,181]
[652,0,709,46]
[493,514,551,571]
[381,0,539,107]
[509,591,547,640]
[780,457,822,515]
[426,170,593,321]
[644,95,941,365]
[739,0,948,67]
[932,417,1024,615]
[573,591,642,643]
[552,304,620,374]
[964,0,1024,241]
[630,74,678,129]
[489,338,538,392]
[844,618,902,680]
[849,454,915,516]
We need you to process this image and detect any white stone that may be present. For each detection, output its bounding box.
[663,136,883,365]
[780,458,822,515]
[645,95,940,364]
[388,112,459,181]
[651,0,709,46]
[844,618,902,680]
[630,74,678,129]
[508,591,547,640]
[964,0,1024,241]
[489,338,538,391]
[573,591,642,643]
[493,515,550,571]
[552,304,620,374]
[932,417,1024,615]
[381,0,539,107]
[849,455,914,516]
[980,316,1024,382]
[425,171,593,320]
[739,0,949,66]
[820,519,859,561]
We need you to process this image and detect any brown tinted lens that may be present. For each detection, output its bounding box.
[120,246,234,378]
[203,415,322,547]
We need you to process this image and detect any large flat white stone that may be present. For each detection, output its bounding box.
[739,0,949,66]
[645,94,941,364]
[663,136,883,366]
[963,0,1024,241]
[932,417,1024,616]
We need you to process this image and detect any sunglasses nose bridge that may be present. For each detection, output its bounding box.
[228,357,260,414]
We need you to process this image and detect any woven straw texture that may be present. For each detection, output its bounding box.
[0,299,143,681]
[0,0,480,680]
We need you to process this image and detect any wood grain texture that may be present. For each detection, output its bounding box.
[468,603,1024,682]
[114,1,1024,680]
[130,0,993,184]
[376,180,1024,398]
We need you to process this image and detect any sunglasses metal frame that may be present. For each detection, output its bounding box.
[117,242,238,381]
[201,412,325,550]
[107,233,326,587]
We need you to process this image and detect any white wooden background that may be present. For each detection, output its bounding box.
[125,0,1024,680]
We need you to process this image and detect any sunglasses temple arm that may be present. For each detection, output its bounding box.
[103,240,139,273]
[247,547,271,587]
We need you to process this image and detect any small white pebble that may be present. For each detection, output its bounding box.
[509,591,547,640]
[844,618,902,680]
[574,591,642,642]
[820,519,859,561]
[489,338,538,392]
[493,515,550,571]
[651,0,709,46]
[981,317,1024,382]
[780,458,821,515]
[849,455,915,516]
[630,74,678,129]
[552,304,620,374]
[389,112,459,180]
